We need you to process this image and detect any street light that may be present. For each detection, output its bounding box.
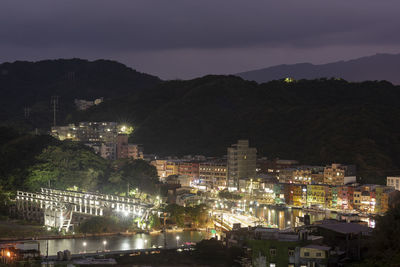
[83,241,87,253]
[103,240,107,251]
[176,236,180,247]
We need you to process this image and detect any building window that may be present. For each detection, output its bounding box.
[270,248,277,256]
[304,252,310,257]
[288,249,295,256]
[316,252,322,257]
[269,264,276,267]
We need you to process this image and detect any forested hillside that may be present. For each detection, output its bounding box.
[74,76,400,184]
[0,59,161,129]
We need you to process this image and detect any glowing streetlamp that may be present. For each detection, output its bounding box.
[83,241,87,253]
[103,240,107,251]
[176,236,180,247]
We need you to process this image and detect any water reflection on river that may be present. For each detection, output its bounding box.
[38,206,375,255]
[38,231,207,256]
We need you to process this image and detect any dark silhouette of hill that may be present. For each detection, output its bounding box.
[73,76,400,184]
[0,58,161,129]
[237,53,400,84]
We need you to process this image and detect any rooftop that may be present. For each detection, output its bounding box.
[316,222,372,235]
[302,244,331,251]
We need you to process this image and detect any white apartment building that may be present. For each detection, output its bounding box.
[387,176,400,191]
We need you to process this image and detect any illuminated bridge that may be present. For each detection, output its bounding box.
[212,210,261,231]
[15,188,154,233]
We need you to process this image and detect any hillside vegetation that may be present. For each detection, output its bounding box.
[74,76,400,184]
[0,59,161,129]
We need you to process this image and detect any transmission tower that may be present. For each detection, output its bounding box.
[24,107,31,119]
[50,96,59,127]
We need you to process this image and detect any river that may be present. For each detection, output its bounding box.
[37,206,374,255]
[38,231,207,256]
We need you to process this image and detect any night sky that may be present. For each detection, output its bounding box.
[1,0,400,79]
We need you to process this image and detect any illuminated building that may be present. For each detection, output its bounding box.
[323,164,356,185]
[227,140,256,190]
[151,160,168,180]
[306,185,326,207]
[387,176,400,190]
[199,160,227,189]
[116,134,143,160]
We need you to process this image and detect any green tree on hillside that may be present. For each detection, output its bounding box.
[25,142,109,191]
[104,159,159,195]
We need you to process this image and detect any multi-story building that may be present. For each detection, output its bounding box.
[199,160,227,189]
[227,140,256,190]
[166,160,180,177]
[278,166,324,185]
[128,144,143,160]
[100,143,117,160]
[331,187,338,208]
[51,122,138,161]
[178,162,199,180]
[387,176,400,190]
[307,185,326,207]
[323,164,356,185]
[151,160,168,180]
[375,186,400,213]
[116,134,129,159]
[115,135,143,160]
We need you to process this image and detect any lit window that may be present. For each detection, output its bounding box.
[270,264,276,267]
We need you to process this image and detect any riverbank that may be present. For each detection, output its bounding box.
[0,220,201,243]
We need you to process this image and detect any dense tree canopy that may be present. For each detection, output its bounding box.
[25,142,109,191]
[357,198,400,266]
[0,128,159,196]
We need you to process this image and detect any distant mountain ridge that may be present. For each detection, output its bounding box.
[237,53,400,84]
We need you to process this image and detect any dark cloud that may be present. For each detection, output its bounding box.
[0,0,399,78]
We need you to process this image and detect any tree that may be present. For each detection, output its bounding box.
[25,142,109,191]
[106,159,159,195]
[164,204,185,227]
[149,214,161,229]
[360,201,400,266]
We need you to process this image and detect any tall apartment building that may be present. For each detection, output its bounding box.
[116,134,129,159]
[199,160,227,189]
[323,164,356,185]
[227,140,257,190]
[387,176,400,190]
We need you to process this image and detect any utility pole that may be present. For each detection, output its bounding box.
[50,96,59,127]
